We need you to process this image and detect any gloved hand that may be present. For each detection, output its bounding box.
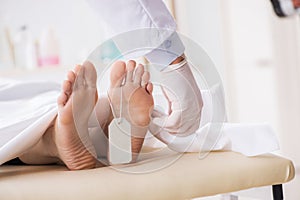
[149,58,203,137]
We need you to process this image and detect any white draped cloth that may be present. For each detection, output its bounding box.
[0,78,279,165]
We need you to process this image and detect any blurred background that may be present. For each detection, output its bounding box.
[1,0,300,199]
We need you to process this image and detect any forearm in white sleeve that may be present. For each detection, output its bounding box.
[86,0,185,68]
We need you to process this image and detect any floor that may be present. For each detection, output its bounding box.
[194,168,300,200]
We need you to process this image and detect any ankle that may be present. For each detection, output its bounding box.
[42,123,59,158]
[18,124,60,165]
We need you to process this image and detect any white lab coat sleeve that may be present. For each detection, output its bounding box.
[86,0,185,68]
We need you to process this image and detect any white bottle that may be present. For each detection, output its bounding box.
[38,28,60,67]
[13,26,37,70]
[0,27,14,69]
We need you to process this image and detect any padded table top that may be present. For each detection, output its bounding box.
[0,150,295,200]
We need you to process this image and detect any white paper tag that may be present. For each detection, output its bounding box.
[108,118,132,164]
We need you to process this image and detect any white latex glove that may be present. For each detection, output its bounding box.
[149,58,203,136]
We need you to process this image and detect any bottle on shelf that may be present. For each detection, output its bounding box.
[0,27,14,69]
[38,28,60,67]
[13,26,37,70]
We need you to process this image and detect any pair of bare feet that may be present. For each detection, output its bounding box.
[19,60,154,170]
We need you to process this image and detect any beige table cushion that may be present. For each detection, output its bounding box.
[0,151,295,200]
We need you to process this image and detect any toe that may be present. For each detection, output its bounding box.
[141,71,150,88]
[67,71,76,84]
[57,92,68,107]
[146,82,153,94]
[133,64,144,85]
[83,61,97,88]
[74,65,81,75]
[62,80,72,96]
[126,60,136,83]
[110,60,126,87]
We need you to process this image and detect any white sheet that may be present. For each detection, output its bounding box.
[0,78,279,165]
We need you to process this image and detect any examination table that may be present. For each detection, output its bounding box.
[0,150,294,200]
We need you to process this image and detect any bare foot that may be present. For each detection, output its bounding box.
[109,60,154,126]
[108,60,154,161]
[53,61,97,170]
